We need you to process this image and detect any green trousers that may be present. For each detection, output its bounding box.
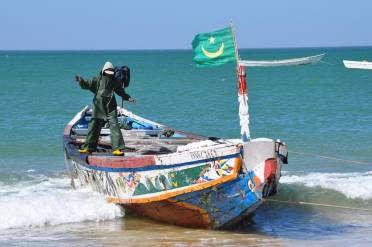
[83,110,125,151]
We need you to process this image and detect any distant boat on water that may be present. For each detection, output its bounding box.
[238,53,325,67]
[343,60,372,70]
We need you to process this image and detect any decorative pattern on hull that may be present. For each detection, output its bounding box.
[69,155,242,204]
[123,171,260,229]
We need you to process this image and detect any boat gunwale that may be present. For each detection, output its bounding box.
[72,152,241,172]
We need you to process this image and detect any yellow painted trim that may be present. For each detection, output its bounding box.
[107,157,242,204]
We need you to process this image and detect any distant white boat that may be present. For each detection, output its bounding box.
[238,53,325,67]
[343,60,372,70]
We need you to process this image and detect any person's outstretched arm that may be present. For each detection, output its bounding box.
[75,75,98,94]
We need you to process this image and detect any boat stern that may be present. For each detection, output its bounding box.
[242,138,287,198]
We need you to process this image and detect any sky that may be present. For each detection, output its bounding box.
[1,0,371,50]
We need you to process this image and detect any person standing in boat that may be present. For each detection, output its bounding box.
[75,61,136,156]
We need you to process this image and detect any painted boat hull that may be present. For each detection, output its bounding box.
[123,171,262,229]
[64,107,287,229]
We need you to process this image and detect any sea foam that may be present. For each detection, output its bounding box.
[0,176,123,230]
[281,171,372,200]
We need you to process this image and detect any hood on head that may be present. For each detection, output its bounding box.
[102,61,114,75]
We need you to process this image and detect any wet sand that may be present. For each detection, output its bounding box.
[1,216,281,247]
[2,202,372,247]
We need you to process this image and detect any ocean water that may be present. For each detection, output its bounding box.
[0,48,371,246]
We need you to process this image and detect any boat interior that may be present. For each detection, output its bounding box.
[69,109,209,156]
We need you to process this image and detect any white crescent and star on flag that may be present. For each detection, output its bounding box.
[201,36,224,59]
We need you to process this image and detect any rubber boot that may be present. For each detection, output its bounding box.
[112,149,124,156]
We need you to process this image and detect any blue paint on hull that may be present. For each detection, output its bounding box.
[173,171,260,229]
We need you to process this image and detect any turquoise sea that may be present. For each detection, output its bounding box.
[0,48,371,246]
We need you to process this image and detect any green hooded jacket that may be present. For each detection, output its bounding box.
[79,74,131,120]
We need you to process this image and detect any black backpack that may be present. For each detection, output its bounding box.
[114,66,131,88]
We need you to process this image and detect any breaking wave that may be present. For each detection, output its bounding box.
[281,171,372,200]
[0,174,123,230]
[1,170,371,230]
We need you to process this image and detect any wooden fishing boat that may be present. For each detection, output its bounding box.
[343,60,372,70]
[64,24,289,229]
[238,53,325,67]
[64,106,288,229]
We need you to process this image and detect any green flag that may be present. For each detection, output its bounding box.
[192,27,236,67]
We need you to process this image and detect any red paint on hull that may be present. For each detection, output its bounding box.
[88,155,156,168]
[264,158,277,181]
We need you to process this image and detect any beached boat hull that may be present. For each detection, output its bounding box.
[123,171,263,228]
[64,107,287,229]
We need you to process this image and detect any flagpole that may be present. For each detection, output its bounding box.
[230,21,250,142]
[230,20,240,66]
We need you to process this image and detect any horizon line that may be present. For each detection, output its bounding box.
[1,45,372,52]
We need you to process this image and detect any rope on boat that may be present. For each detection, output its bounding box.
[319,60,335,66]
[275,151,372,212]
[289,150,372,166]
[266,199,372,212]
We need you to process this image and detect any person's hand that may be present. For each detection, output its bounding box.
[74,75,83,83]
[128,97,136,104]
